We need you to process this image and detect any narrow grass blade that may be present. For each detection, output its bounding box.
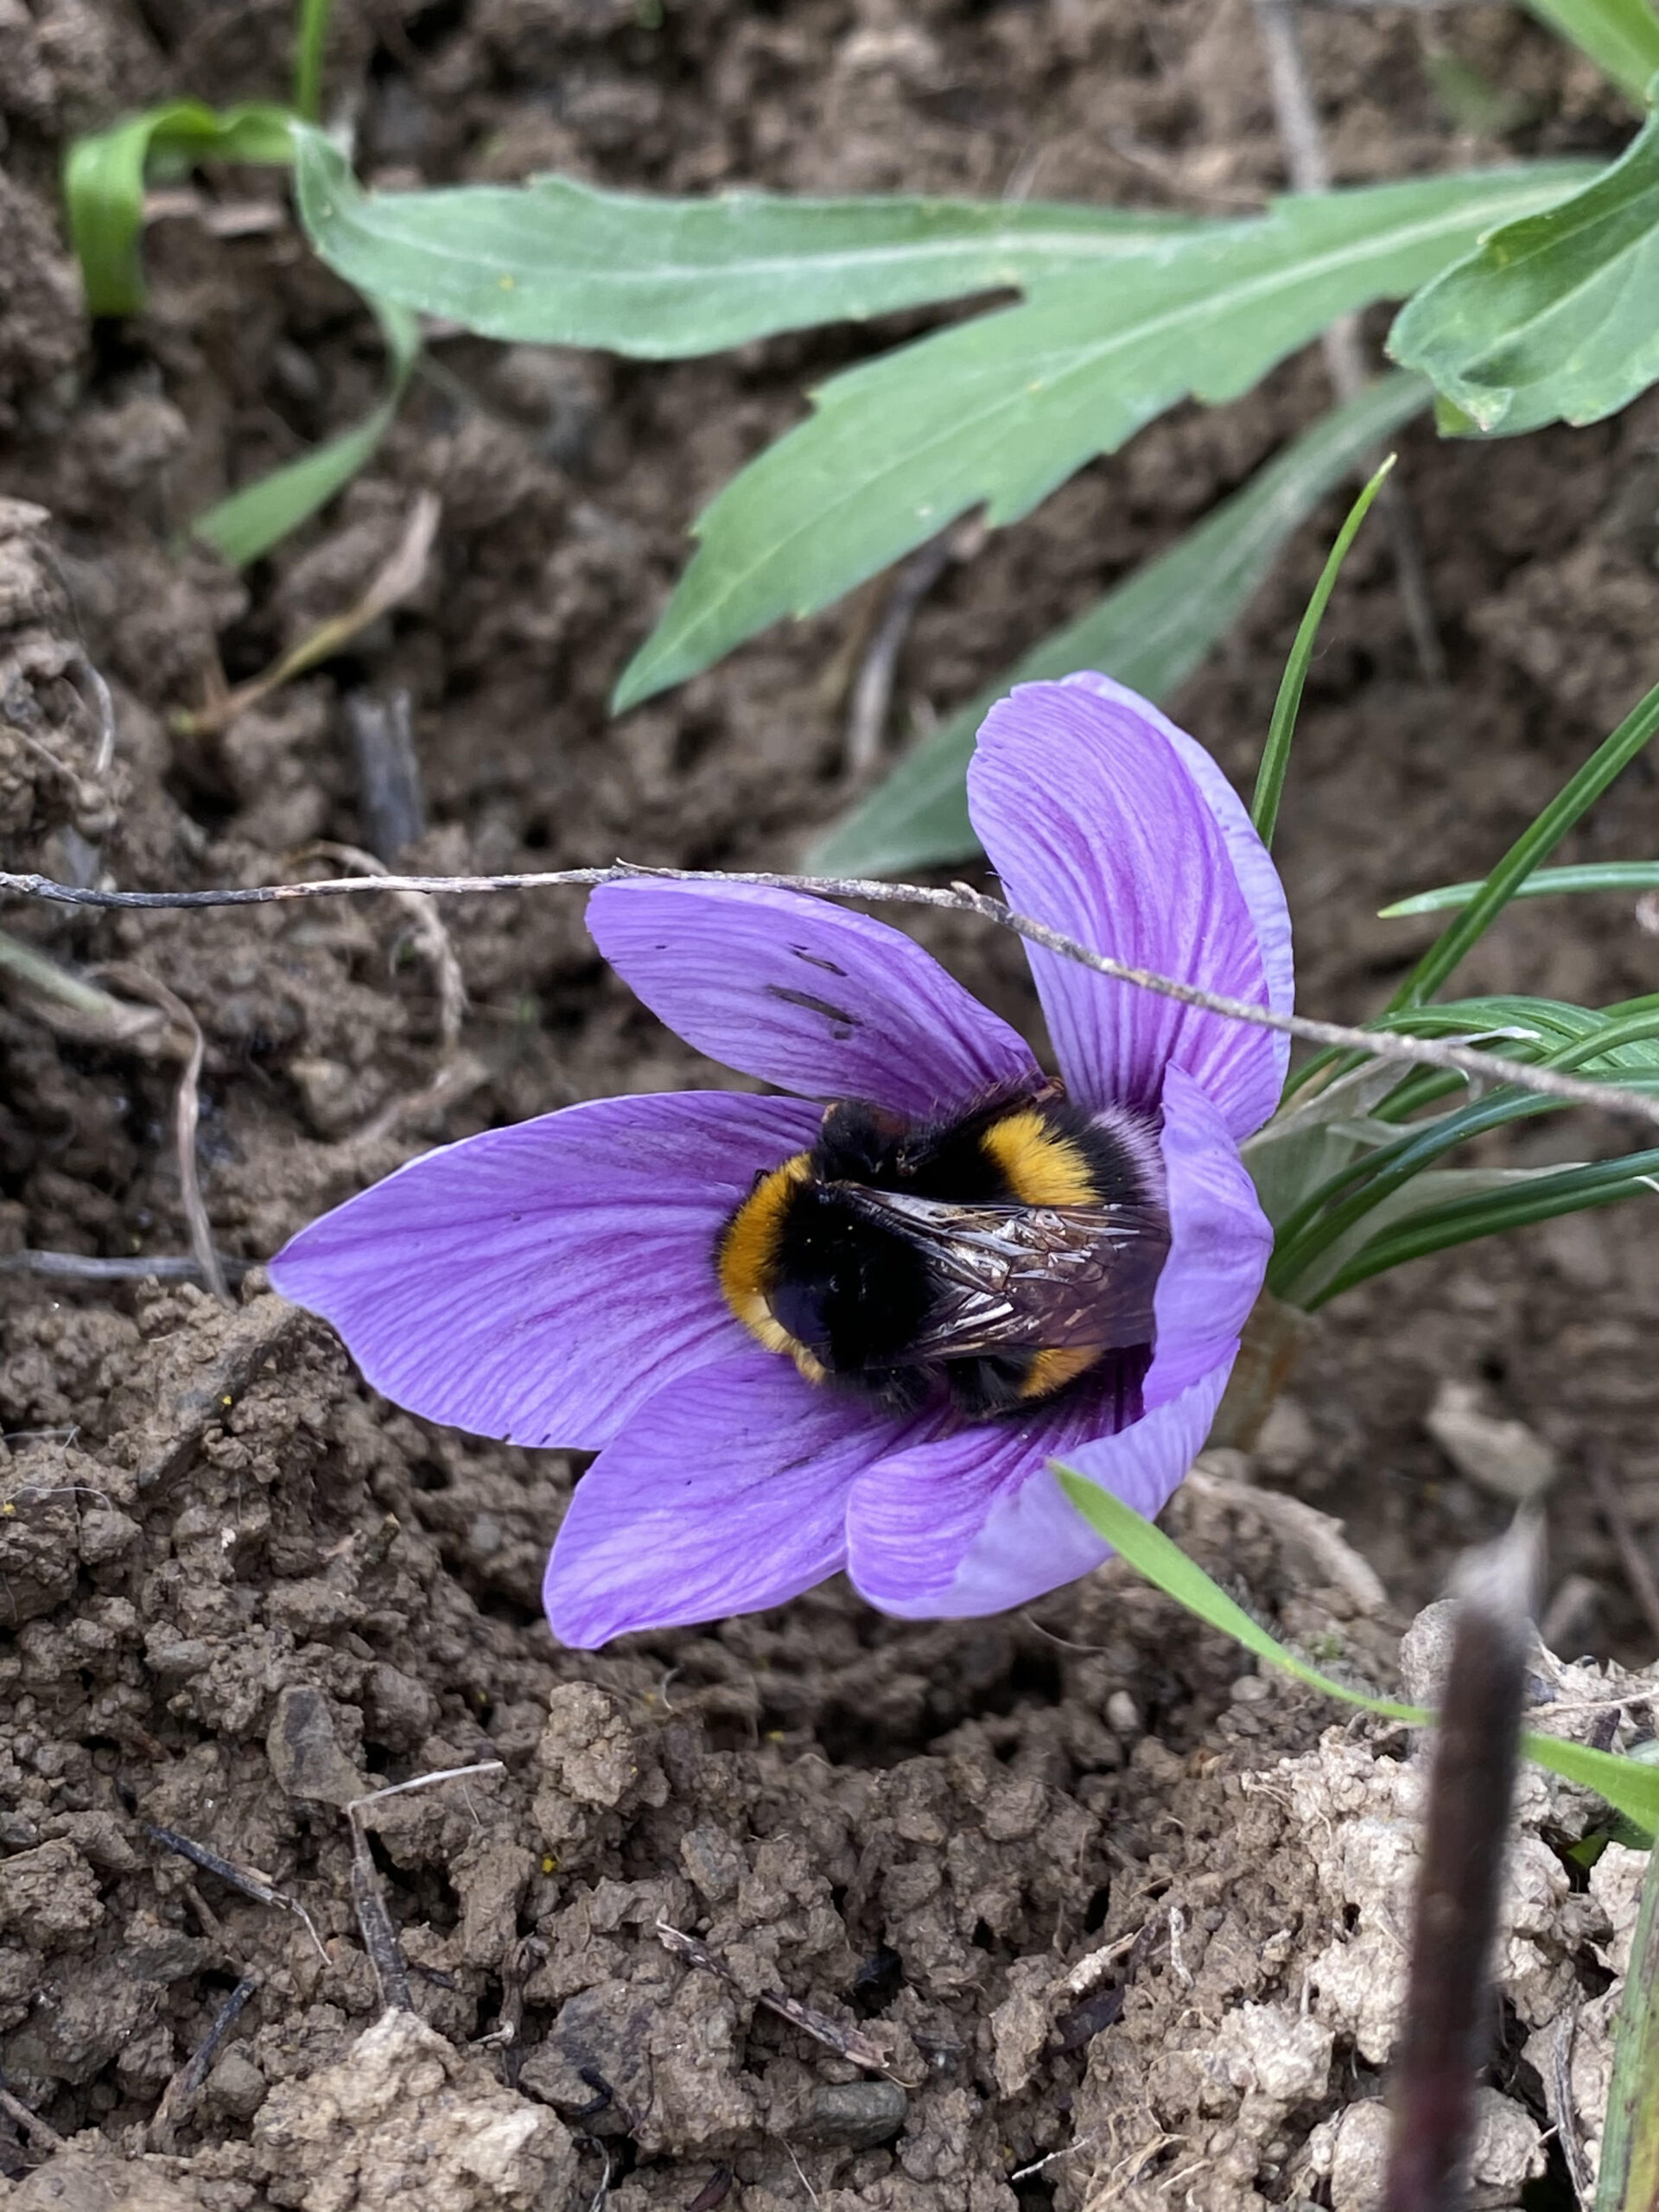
[810,373,1429,876]
[64,101,295,316]
[294,0,333,122]
[1054,1468,1659,1834]
[1308,1145,1659,1302]
[1252,453,1395,848]
[189,295,419,566]
[1390,672,1659,1010]
[1382,860,1659,917]
[1595,1833,1659,2212]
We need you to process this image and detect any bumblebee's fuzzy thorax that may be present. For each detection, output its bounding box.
[716,1089,1168,1414]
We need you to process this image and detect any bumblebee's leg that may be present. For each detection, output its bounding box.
[944,1352,1038,1417]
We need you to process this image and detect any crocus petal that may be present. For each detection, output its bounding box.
[967,676,1293,1140]
[1145,1064,1273,1407]
[270,1090,820,1452]
[544,1351,933,1647]
[588,880,1039,1116]
[849,1358,1231,1619]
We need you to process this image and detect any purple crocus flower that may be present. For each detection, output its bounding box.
[270,674,1287,1648]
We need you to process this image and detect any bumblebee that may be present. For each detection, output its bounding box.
[717,1086,1169,1415]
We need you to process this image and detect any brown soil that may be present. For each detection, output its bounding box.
[3,2,1659,2205]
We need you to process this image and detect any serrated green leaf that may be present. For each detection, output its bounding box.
[291,124,1207,359]
[618,164,1586,709]
[65,100,295,317]
[1054,1467,1659,1837]
[1381,860,1659,915]
[189,294,420,567]
[809,373,1430,876]
[1389,105,1659,435]
[1522,0,1659,106]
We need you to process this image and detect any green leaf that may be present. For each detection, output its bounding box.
[1595,1829,1659,2212]
[294,0,333,122]
[1310,1143,1659,1301]
[64,100,295,317]
[1381,860,1659,916]
[809,372,1431,876]
[291,124,1207,358]
[1252,453,1395,849]
[1521,0,1659,107]
[1054,1467,1659,1837]
[189,294,420,567]
[1389,105,1659,436]
[1389,671,1659,1008]
[619,164,1586,709]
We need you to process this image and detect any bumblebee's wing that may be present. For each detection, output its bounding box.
[830,1185,1168,1360]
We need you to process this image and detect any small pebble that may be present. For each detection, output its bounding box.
[1106,1691,1140,1735]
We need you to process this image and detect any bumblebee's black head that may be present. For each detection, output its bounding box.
[716,1086,1165,1416]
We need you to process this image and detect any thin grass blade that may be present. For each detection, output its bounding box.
[1594,1831,1659,2212]
[1389,672,1659,1009]
[1053,1468,1659,1834]
[189,295,419,566]
[64,100,295,316]
[1381,860,1659,916]
[1252,453,1395,848]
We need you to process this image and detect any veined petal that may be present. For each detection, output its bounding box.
[588,880,1038,1116]
[851,1363,1233,1621]
[269,1090,819,1452]
[967,676,1292,1140]
[544,1350,932,1647]
[847,1351,1147,1618]
[1145,1064,1273,1407]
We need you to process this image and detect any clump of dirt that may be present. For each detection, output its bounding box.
[3,0,1659,2202]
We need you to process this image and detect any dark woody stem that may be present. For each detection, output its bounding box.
[1384,1522,1535,2212]
[2,861,1657,1128]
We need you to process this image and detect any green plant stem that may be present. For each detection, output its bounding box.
[1595,1827,1659,2212]
[1252,454,1394,848]
[294,0,332,121]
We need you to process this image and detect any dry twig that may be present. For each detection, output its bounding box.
[299,841,466,1050]
[0,2085,64,2154]
[176,493,441,739]
[94,965,229,1306]
[149,1974,258,2148]
[844,517,986,778]
[656,1921,905,2082]
[6,860,1656,1128]
[1587,1454,1659,1653]
[0,1249,251,1285]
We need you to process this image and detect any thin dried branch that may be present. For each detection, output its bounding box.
[844,516,986,779]
[344,689,425,861]
[0,2084,64,2153]
[350,1822,412,2012]
[149,1974,258,2148]
[175,493,441,739]
[656,1921,906,2082]
[1587,1453,1659,1654]
[0,1249,251,1285]
[5,861,1656,1128]
[94,966,229,1306]
[1250,0,1446,683]
[300,841,465,1049]
[347,1759,505,1815]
